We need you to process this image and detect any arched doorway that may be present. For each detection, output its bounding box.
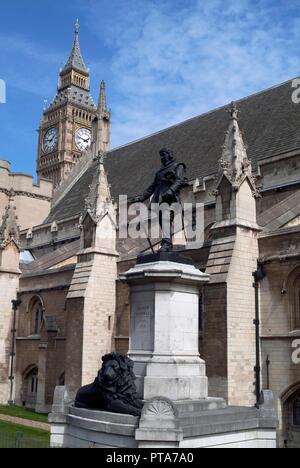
[281,383,300,448]
[21,366,38,409]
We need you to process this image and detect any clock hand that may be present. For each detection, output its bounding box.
[79,136,90,144]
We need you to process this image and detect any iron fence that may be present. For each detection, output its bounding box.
[0,431,50,449]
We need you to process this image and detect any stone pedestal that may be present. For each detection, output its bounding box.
[50,257,278,449]
[120,256,210,401]
[49,391,278,448]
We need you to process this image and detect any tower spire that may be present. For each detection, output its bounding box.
[218,101,251,187]
[212,101,259,199]
[91,81,111,157]
[60,19,88,76]
[98,80,107,114]
[37,22,96,188]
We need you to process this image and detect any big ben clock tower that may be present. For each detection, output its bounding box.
[37,21,109,188]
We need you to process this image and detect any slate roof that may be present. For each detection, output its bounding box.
[257,189,300,232]
[47,85,95,112]
[105,78,300,201]
[44,160,98,224]
[61,27,88,76]
[21,240,80,275]
[45,78,300,224]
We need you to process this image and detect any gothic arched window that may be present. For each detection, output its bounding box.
[29,297,45,335]
[287,268,300,331]
[293,398,300,426]
[293,277,300,330]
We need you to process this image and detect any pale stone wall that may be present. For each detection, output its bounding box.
[236,179,257,225]
[0,160,53,231]
[257,152,300,190]
[0,268,20,403]
[64,164,119,397]
[14,266,74,410]
[81,253,117,386]
[260,260,300,446]
[226,226,258,406]
[200,283,228,400]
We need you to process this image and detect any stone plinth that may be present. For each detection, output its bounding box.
[120,257,210,401]
[49,391,277,449]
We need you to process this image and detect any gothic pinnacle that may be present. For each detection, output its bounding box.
[228,101,239,120]
[98,80,107,113]
[60,19,88,76]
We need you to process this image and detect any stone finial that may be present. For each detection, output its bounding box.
[228,101,239,120]
[75,18,80,34]
[216,102,259,195]
[0,201,20,248]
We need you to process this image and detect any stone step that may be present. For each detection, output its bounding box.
[179,407,258,428]
[69,406,139,425]
[174,398,227,416]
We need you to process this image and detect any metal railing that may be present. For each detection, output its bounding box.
[0,431,50,449]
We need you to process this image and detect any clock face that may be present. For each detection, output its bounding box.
[75,128,92,151]
[43,128,58,154]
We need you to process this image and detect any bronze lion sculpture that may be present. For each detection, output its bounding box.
[75,353,144,417]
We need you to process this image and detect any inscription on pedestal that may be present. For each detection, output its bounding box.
[131,302,154,352]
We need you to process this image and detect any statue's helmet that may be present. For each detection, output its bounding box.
[159,148,175,163]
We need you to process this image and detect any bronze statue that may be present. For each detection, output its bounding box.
[131,148,188,252]
[75,353,144,417]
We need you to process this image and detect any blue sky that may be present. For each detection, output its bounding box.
[1,0,300,178]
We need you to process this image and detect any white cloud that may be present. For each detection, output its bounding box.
[81,0,300,148]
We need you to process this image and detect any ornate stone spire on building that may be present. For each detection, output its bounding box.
[206,102,262,410]
[216,102,257,194]
[60,19,89,79]
[0,193,20,249]
[91,81,111,157]
[98,80,107,114]
[211,101,261,227]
